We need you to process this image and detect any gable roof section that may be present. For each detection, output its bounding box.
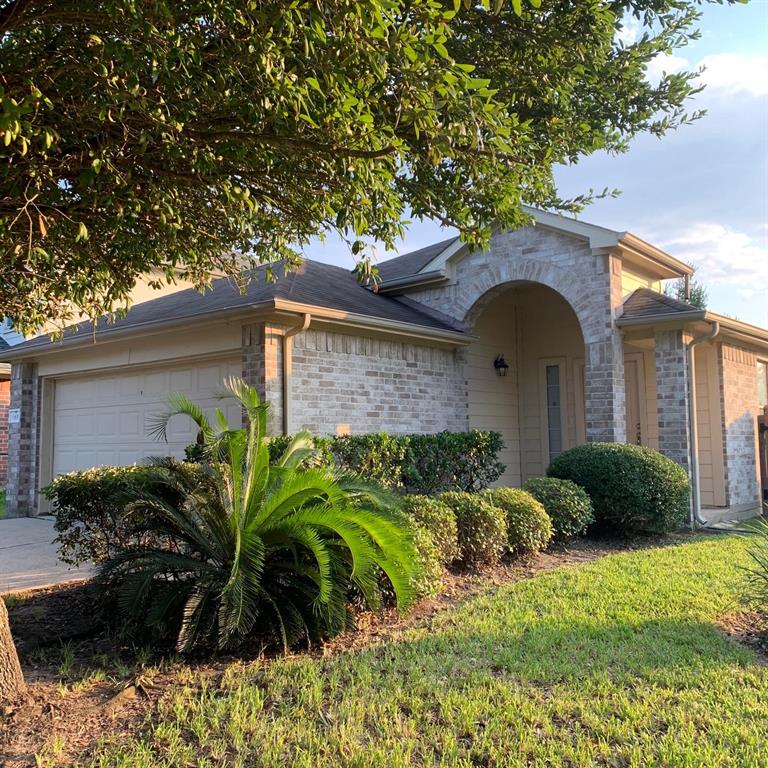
[619,288,768,350]
[1,260,467,360]
[621,288,701,319]
[376,236,459,282]
[377,207,692,291]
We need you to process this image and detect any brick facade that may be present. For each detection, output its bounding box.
[0,378,9,485]
[242,322,284,433]
[5,363,40,516]
[289,328,467,435]
[654,330,691,471]
[407,226,626,442]
[718,343,761,508]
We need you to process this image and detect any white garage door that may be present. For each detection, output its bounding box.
[52,357,242,476]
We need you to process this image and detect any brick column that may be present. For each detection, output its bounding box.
[655,330,690,471]
[241,322,284,434]
[584,336,627,443]
[718,343,760,509]
[0,378,9,485]
[5,362,40,517]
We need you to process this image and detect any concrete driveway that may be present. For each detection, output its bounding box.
[0,516,92,594]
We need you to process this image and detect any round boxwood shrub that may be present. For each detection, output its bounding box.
[523,477,594,541]
[439,491,507,569]
[547,442,689,533]
[400,495,459,565]
[483,488,553,556]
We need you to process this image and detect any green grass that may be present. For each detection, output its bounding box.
[90,535,768,767]
[0,487,5,519]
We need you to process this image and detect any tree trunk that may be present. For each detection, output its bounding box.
[0,597,25,706]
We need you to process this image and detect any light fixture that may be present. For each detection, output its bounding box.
[494,354,509,377]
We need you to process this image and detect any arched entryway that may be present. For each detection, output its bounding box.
[466,282,587,486]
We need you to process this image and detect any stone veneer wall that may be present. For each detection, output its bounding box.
[404,225,627,442]
[290,328,468,435]
[654,329,691,471]
[0,378,9,485]
[719,342,761,508]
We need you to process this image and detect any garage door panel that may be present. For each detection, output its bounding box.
[52,357,241,476]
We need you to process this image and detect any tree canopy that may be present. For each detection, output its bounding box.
[0,0,723,333]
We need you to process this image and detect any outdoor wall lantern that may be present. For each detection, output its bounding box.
[494,354,510,377]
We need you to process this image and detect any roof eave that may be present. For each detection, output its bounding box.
[272,299,470,345]
[376,270,449,294]
[617,309,768,350]
[0,297,470,363]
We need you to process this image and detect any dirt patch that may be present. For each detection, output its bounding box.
[0,533,690,767]
[718,610,768,661]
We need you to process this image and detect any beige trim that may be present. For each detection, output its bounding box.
[617,310,768,352]
[271,300,471,346]
[0,298,471,364]
[624,352,648,446]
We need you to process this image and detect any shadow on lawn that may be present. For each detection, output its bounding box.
[301,614,754,692]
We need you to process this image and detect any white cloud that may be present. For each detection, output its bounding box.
[660,223,768,289]
[617,15,642,46]
[698,53,768,97]
[646,52,689,84]
[645,51,768,98]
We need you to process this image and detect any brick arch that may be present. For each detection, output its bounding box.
[459,259,598,343]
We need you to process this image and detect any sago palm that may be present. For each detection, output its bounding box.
[101,377,418,652]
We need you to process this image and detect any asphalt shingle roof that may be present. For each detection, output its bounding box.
[376,237,459,282]
[6,260,464,356]
[621,288,700,319]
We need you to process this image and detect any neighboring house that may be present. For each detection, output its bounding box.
[1,208,767,520]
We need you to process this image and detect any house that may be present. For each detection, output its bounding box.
[1,208,767,520]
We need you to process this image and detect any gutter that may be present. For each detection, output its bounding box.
[0,299,470,362]
[282,313,310,435]
[617,309,768,350]
[686,320,721,528]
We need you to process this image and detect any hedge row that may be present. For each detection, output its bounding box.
[264,430,505,494]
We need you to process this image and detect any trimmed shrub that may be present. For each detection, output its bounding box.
[408,524,444,600]
[333,433,411,491]
[404,431,506,494]
[439,491,507,569]
[547,442,689,533]
[483,488,553,555]
[400,495,459,565]
[259,430,505,494]
[42,464,187,566]
[523,477,594,540]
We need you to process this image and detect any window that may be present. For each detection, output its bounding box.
[758,360,768,409]
[545,364,562,463]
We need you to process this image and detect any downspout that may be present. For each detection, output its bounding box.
[282,313,311,435]
[686,320,720,528]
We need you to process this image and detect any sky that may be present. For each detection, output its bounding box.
[304,1,768,327]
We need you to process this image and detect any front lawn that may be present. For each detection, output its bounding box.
[92,534,768,767]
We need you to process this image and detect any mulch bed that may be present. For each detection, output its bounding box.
[0,531,733,767]
[718,610,768,661]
